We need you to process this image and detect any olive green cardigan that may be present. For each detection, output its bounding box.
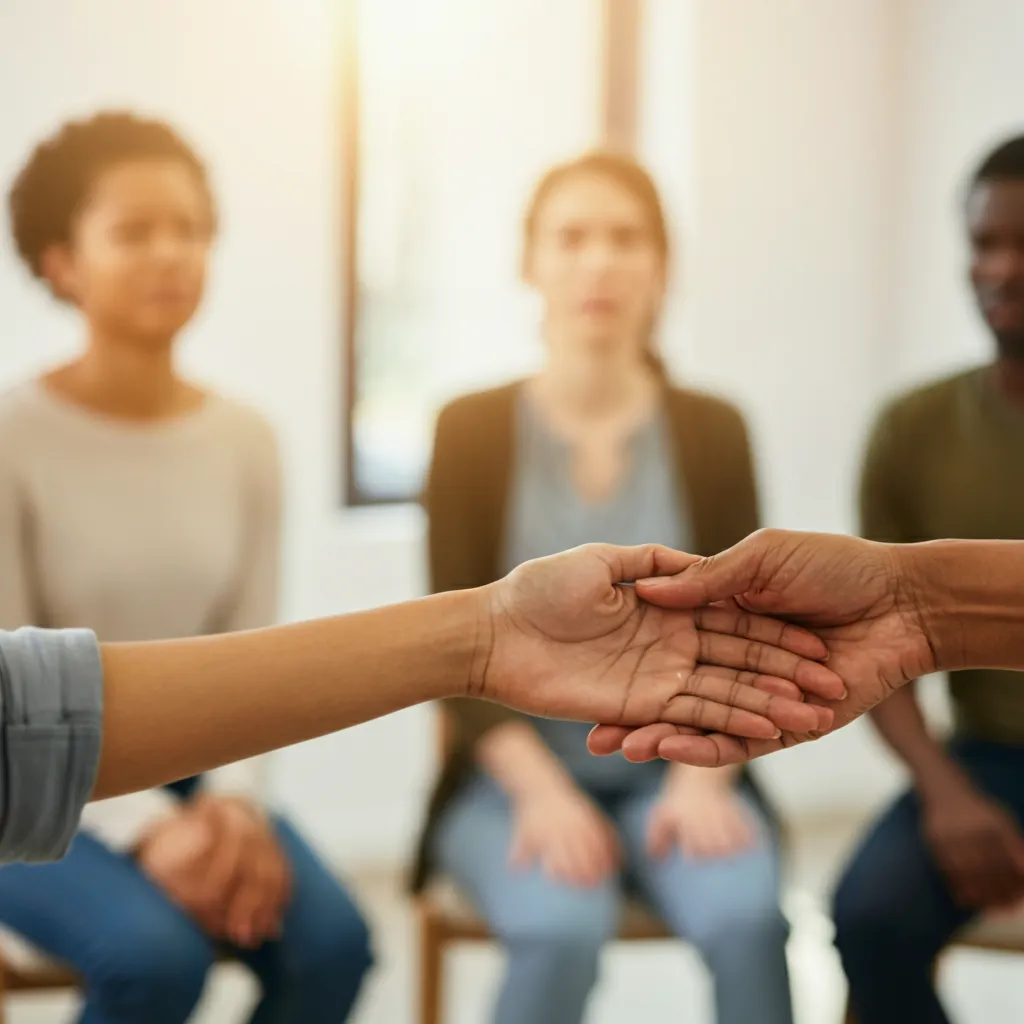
[410,379,764,891]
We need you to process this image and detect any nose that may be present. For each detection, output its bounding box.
[579,238,619,275]
[985,245,1024,287]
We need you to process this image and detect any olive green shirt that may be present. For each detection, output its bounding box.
[861,365,1024,744]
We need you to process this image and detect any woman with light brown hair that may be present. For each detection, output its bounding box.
[414,152,796,1024]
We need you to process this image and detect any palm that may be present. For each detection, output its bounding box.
[483,543,842,741]
[602,529,938,766]
[487,546,707,726]
[724,531,934,730]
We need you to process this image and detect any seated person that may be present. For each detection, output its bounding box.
[411,152,793,1024]
[0,111,372,1024]
[834,135,1024,1024]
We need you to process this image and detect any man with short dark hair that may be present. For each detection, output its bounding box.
[833,135,1024,1024]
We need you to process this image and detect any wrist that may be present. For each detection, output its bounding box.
[913,761,978,811]
[463,585,499,701]
[666,763,736,795]
[900,539,1024,673]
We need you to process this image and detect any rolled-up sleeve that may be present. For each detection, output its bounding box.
[0,627,104,863]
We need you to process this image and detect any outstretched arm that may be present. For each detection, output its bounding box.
[0,543,842,864]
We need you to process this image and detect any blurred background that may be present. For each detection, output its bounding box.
[1,0,1023,1021]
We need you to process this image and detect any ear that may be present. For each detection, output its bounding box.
[39,243,78,303]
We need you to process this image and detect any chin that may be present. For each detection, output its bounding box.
[127,317,191,347]
[994,331,1024,362]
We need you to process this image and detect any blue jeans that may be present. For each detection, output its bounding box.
[433,773,792,1024]
[834,738,1024,1024]
[0,817,373,1024]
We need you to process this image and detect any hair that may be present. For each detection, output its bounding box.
[970,134,1024,192]
[521,150,671,374]
[7,110,215,289]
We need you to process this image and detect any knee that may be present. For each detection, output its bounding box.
[833,871,903,964]
[688,900,790,962]
[90,929,212,1019]
[283,889,374,984]
[493,897,614,952]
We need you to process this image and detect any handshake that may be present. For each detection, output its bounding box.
[482,528,1024,767]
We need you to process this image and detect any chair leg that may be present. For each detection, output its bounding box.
[418,909,444,1024]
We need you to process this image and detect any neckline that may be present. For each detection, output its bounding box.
[25,379,222,442]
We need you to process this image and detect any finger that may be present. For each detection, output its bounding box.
[696,604,830,662]
[698,665,803,701]
[568,830,604,886]
[633,537,766,608]
[616,724,690,761]
[661,677,819,735]
[646,811,673,861]
[696,631,846,700]
[194,812,247,913]
[657,730,788,767]
[724,810,756,857]
[548,836,592,888]
[587,724,635,757]
[596,543,703,586]
[509,829,533,870]
[234,847,288,946]
[227,872,265,948]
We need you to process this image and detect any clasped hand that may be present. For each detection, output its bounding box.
[137,795,291,948]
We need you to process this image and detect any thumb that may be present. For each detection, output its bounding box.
[635,535,765,609]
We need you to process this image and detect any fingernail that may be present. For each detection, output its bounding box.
[635,576,669,588]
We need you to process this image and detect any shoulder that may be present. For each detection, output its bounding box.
[0,382,55,468]
[664,384,750,439]
[207,395,279,456]
[432,383,520,462]
[0,381,50,435]
[435,382,520,434]
[868,367,981,442]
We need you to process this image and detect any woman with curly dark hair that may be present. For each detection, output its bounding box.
[0,111,373,1024]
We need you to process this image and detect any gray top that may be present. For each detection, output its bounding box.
[503,394,690,792]
[0,626,103,862]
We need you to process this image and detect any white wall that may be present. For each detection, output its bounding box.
[0,0,435,866]
[1,0,1013,866]
[894,0,1024,382]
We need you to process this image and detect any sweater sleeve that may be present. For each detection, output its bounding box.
[0,627,103,862]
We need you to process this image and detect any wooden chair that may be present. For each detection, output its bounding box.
[842,911,1024,1023]
[0,942,78,1024]
[417,878,672,1024]
[415,710,675,1024]
[0,932,236,1022]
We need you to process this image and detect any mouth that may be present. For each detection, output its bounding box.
[580,298,619,316]
[143,287,193,305]
[983,295,1024,330]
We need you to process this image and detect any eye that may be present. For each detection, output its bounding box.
[558,226,585,249]
[115,219,151,245]
[611,226,644,249]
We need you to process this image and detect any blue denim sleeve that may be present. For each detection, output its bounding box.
[0,627,104,863]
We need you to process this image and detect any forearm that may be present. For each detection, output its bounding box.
[475,721,577,801]
[869,684,972,804]
[95,588,486,799]
[904,540,1024,673]
[664,762,741,791]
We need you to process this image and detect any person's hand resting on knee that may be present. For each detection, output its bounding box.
[646,765,757,861]
[136,796,290,948]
